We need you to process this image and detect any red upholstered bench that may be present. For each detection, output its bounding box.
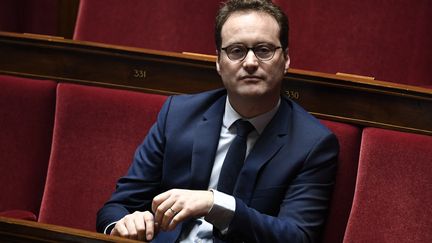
[343,128,432,242]
[37,83,166,231]
[0,75,56,220]
[2,76,431,243]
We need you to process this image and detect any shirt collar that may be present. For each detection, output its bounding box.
[223,97,280,135]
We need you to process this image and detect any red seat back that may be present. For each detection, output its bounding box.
[38,83,166,231]
[344,128,432,242]
[274,0,432,86]
[319,120,362,243]
[73,0,221,54]
[0,75,56,216]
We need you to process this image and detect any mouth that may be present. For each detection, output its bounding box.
[239,75,263,82]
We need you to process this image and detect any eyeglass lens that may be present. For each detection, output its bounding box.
[224,44,279,61]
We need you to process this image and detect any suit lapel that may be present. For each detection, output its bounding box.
[189,96,225,190]
[233,100,291,203]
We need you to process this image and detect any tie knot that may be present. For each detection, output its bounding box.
[234,120,254,138]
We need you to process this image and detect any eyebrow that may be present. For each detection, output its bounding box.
[224,42,277,47]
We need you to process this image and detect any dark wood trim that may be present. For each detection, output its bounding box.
[0,31,431,135]
[0,216,139,242]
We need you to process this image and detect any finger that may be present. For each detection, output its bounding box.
[143,212,155,241]
[154,197,176,226]
[111,222,128,237]
[167,209,184,231]
[124,217,138,239]
[133,215,146,241]
[160,205,179,231]
[152,190,171,213]
[110,227,119,236]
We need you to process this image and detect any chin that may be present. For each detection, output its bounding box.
[237,87,268,98]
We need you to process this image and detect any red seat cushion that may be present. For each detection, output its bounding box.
[0,210,37,221]
[344,128,432,242]
[0,75,56,217]
[319,120,362,243]
[38,83,166,231]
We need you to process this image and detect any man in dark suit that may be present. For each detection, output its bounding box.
[96,0,338,242]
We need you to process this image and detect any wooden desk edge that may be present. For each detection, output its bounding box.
[0,216,139,242]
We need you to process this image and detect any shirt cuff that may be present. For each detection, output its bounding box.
[103,221,118,235]
[204,189,236,233]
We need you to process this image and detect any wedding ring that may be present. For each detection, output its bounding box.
[169,208,177,215]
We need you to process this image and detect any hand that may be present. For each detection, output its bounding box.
[152,189,214,231]
[110,211,156,241]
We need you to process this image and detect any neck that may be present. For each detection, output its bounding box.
[228,93,280,118]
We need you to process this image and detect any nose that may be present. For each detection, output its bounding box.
[242,49,259,73]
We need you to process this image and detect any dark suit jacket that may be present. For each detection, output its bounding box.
[96,88,339,243]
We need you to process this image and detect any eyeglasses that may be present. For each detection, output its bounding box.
[221,43,282,61]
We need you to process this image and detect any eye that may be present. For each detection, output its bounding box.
[227,45,245,55]
[254,45,272,55]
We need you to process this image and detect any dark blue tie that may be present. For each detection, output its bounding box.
[217,119,254,195]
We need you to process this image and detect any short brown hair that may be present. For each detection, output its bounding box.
[215,0,289,51]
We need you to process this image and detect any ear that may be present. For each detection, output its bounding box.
[284,48,290,74]
[216,50,221,74]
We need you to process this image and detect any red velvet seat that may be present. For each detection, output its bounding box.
[38,83,166,231]
[344,128,432,242]
[0,75,56,219]
[73,0,221,54]
[274,0,432,86]
[319,120,361,243]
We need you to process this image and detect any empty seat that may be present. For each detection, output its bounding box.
[344,128,432,242]
[73,0,221,54]
[38,83,167,231]
[319,120,362,243]
[274,0,432,87]
[0,75,56,218]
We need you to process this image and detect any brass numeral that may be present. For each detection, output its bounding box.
[285,90,300,100]
[132,69,147,79]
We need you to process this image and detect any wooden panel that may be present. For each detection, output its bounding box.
[0,31,221,95]
[0,31,431,135]
[0,216,139,242]
[283,71,432,134]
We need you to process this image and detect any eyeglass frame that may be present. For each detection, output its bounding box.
[220,43,282,62]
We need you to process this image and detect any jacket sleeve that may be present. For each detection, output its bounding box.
[96,96,172,233]
[226,133,339,243]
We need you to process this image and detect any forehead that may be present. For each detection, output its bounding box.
[221,11,280,46]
